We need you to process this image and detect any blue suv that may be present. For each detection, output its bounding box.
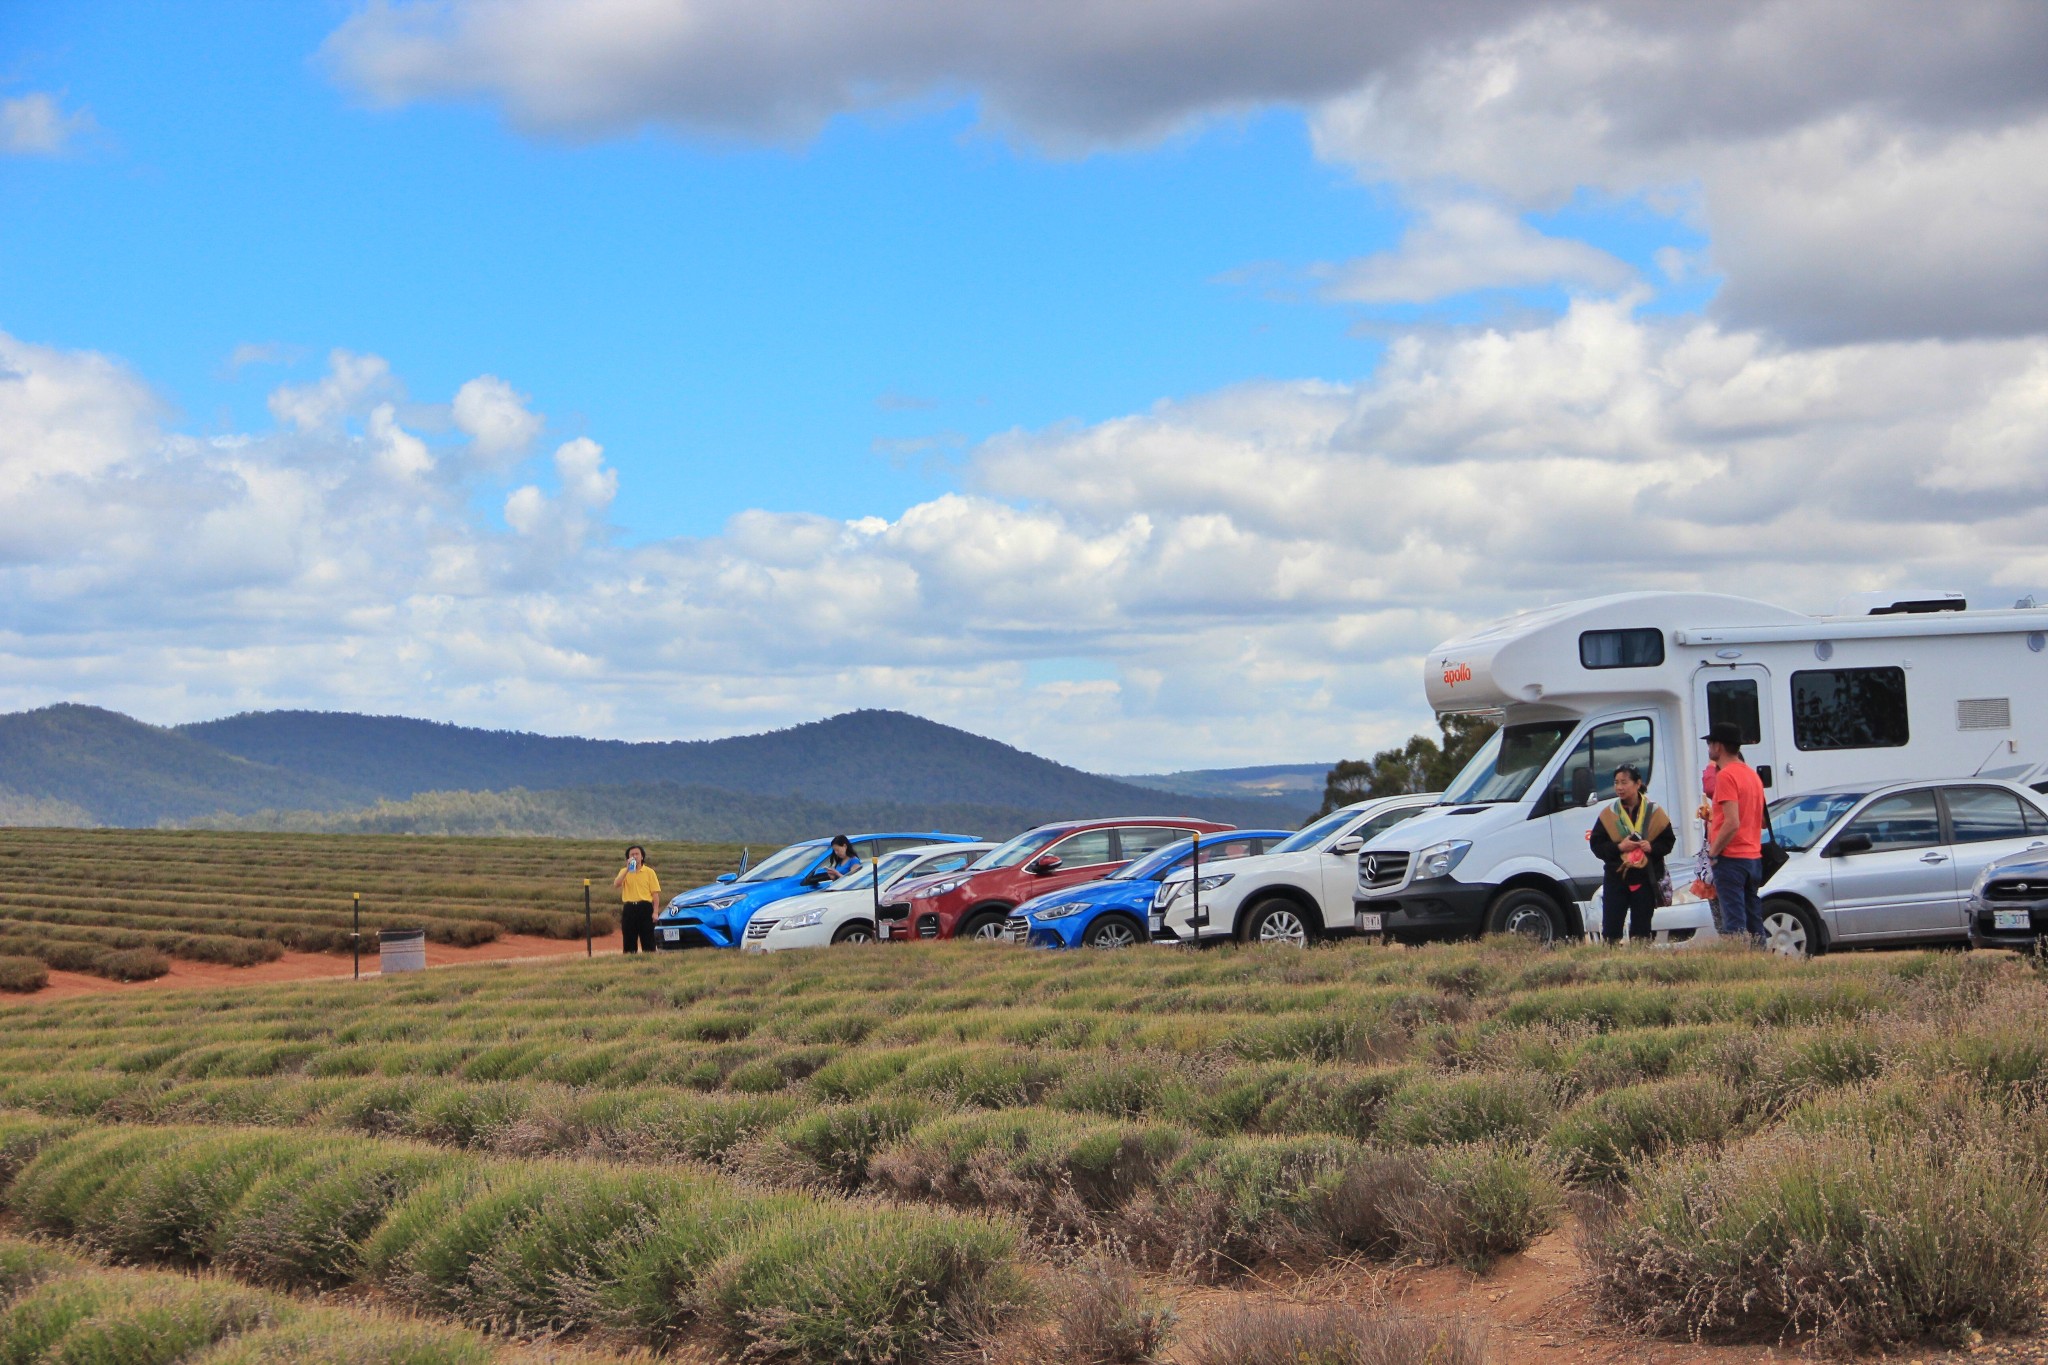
[656,832,978,949]
[1007,830,1290,949]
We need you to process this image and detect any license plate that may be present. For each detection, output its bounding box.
[661,927,679,942]
[1995,910,2031,931]
[1355,910,1383,932]
[1148,913,1162,933]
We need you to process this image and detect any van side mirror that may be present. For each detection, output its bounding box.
[715,872,738,884]
[1569,769,1594,807]
[1826,832,1872,857]
[1757,764,1774,789]
[1030,854,1063,874]
[1331,836,1364,856]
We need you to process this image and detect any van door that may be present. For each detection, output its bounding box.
[1538,716,1658,899]
[1695,665,1779,794]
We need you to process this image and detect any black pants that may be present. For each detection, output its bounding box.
[621,901,656,953]
[1601,874,1658,943]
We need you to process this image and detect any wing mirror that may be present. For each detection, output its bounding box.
[1569,769,1595,807]
[715,872,738,884]
[1826,833,1872,857]
[1029,854,1063,874]
[1331,836,1364,856]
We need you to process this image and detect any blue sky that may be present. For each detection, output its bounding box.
[3,2,2046,769]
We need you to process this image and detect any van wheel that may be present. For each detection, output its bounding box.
[1485,890,1560,944]
[831,921,876,945]
[959,910,1010,942]
[1082,914,1144,949]
[1240,899,1315,948]
[1760,898,1820,959]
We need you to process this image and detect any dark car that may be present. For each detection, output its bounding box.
[1968,848,2048,951]
[875,816,1233,943]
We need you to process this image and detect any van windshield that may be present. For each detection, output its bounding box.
[1440,720,1578,804]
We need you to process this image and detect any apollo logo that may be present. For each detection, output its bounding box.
[1441,660,1474,687]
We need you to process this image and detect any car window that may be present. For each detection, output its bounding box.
[869,837,935,855]
[1116,826,1189,860]
[1353,804,1429,844]
[1944,787,2032,844]
[1047,829,1115,868]
[911,850,977,876]
[1546,718,1654,809]
[1840,790,1941,852]
[2029,800,2048,837]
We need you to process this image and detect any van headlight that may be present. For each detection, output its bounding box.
[1416,840,1473,880]
[777,909,824,930]
[1033,902,1089,921]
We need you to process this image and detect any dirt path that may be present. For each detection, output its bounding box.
[30,932,621,999]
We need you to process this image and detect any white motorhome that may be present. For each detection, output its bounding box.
[1352,590,2048,943]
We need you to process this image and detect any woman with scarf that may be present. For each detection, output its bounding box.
[1588,763,1674,944]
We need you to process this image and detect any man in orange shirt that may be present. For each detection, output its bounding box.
[1705,723,1767,946]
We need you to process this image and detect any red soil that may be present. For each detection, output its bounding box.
[28,932,621,1000]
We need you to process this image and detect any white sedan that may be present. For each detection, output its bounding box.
[741,842,995,952]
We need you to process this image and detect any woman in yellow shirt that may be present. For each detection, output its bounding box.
[612,844,662,953]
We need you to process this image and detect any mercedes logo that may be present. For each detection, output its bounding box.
[1363,856,1379,880]
[2019,883,2033,893]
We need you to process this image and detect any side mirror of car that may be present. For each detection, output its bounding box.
[1030,854,1063,874]
[715,872,738,884]
[1826,833,1873,857]
[1331,836,1364,856]
[1570,769,1595,807]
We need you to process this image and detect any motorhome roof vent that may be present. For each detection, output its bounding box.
[1833,590,1968,617]
[1958,698,2013,731]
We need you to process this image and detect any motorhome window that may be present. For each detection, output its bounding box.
[1838,790,1940,852]
[1545,718,1655,810]
[1440,720,1576,804]
[1768,791,1866,853]
[1943,787,2032,844]
[1791,667,1910,750]
[1706,679,1763,746]
[1579,629,1665,669]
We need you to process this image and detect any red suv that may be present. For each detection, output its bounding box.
[876,816,1233,942]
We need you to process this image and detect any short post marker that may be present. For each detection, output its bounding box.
[584,880,593,957]
[352,893,362,980]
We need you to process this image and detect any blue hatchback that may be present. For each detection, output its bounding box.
[655,832,978,949]
[1007,830,1291,948]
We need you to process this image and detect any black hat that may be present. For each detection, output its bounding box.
[1703,722,1744,752]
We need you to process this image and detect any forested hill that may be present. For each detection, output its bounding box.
[0,705,1312,832]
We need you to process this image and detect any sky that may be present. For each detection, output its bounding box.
[3,1,2048,773]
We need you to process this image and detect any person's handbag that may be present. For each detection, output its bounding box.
[1760,801,1789,884]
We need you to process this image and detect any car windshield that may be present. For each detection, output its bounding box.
[1112,837,1196,881]
[971,827,1066,870]
[1441,720,1578,804]
[1267,808,1363,857]
[738,841,822,883]
[1769,791,1868,853]
[827,849,920,892]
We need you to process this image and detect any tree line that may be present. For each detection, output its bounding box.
[1316,715,1498,816]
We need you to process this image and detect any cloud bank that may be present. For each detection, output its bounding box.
[5,308,2046,769]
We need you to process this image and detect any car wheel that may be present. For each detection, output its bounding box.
[831,920,876,945]
[1239,899,1315,948]
[959,910,1010,942]
[1485,889,1560,944]
[1082,915,1144,949]
[1759,898,1820,959]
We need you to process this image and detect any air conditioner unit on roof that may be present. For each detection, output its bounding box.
[1833,590,1967,617]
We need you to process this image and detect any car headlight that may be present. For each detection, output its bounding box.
[1155,880,1189,907]
[777,909,824,930]
[1415,840,1473,881]
[1032,902,1090,921]
[706,895,743,911]
[915,878,966,898]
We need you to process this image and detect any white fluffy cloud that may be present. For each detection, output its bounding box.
[6,311,2048,768]
[323,1,2048,343]
[1312,199,1634,304]
[452,375,543,466]
[0,93,92,156]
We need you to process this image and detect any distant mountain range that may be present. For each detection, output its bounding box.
[0,704,1320,840]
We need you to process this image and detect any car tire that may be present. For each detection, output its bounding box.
[1082,914,1145,949]
[958,909,1012,942]
[1759,897,1821,959]
[1239,898,1316,948]
[1484,889,1561,944]
[831,920,877,946]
